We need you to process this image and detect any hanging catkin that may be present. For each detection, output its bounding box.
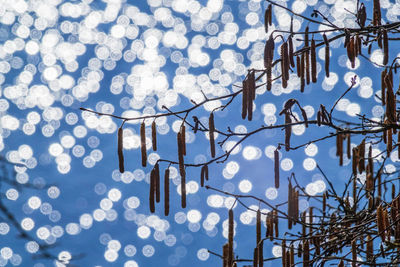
[242,79,248,119]
[323,33,330,77]
[296,55,301,77]
[177,132,186,208]
[181,124,186,156]
[285,112,292,151]
[288,35,294,68]
[281,42,288,89]
[117,127,124,173]
[256,209,261,245]
[228,209,234,267]
[305,27,310,85]
[164,168,170,216]
[209,112,216,158]
[381,69,387,106]
[347,133,351,159]
[149,168,155,213]
[140,121,147,167]
[274,149,280,188]
[383,29,388,65]
[151,120,157,151]
[373,0,382,26]
[300,52,305,92]
[247,71,255,121]
[310,38,317,83]
[155,162,160,203]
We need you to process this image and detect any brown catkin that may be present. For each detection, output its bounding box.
[274,149,280,188]
[223,243,228,267]
[282,239,286,267]
[140,121,147,167]
[383,29,388,65]
[258,241,264,267]
[228,209,234,267]
[164,168,170,216]
[181,124,186,156]
[311,38,317,83]
[253,247,258,267]
[256,209,261,245]
[264,5,269,33]
[117,127,124,173]
[285,112,292,151]
[288,36,295,68]
[267,4,272,26]
[155,163,160,203]
[296,55,301,77]
[388,129,393,155]
[377,205,385,241]
[323,33,330,77]
[381,69,387,106]
[200,166,205,187]
[177,132,186,209]
[248,71,255,121]
[242,79,248,119]
[352,147,358,176]
[151,120,157,151]
[149,168,155,213]
[300,52,305,92]
[373,0,382,26]
[305,27,310,85]
[209,112,216,158]
[281,42,288,89]
[347,133,351,159]
[358,140,365,174]
[274,209,279,237]
[322,192,326,215]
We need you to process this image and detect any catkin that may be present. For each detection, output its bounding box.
[248,71,255,121]
[288,36,294,68]
[200,166,205,187]
[285,112,292,151]
[181,124,186,156]
[381,69,387,106]
[305,27,310,85]
[388,129,393,155]
[383,29,388,65]
[222,243,228,267]
[256,209,261,245]
[151,120,157,151]
[323,33,330,77]
[177,132,186,208]
[141,121,147,167]
[366,235,373,262]
[300,52,305,92]
[296,55,301,77]
[155,163,160,203]
[281,42,288,89]
[311,38,317,83]
[358,140,365,174]
[347,133,351,159]
[164,168,170,216]
[274,149,280,188]
[209,112,216,158]
[258,241,264,267]
[264,6,269,33]
[352,147,358,177]
[149,168,155,213]
[228,209,234,267]
[253,247,258,267]
[242,79,248,120]
[117,127,124,173]
[373,0,382,26]
[377,205,385,241]
[282,239,286,267]
[274,209,279,237]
